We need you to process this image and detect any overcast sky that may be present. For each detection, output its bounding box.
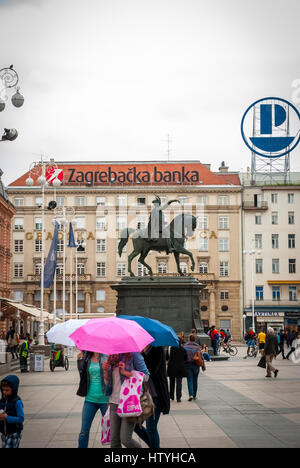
[1,0,300,185]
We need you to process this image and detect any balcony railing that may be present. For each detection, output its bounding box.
[243,201,268,210]
[27,274,92,282]
[254,299,299,306]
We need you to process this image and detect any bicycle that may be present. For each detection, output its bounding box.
[218,339,238,357]
[49,347,69,372]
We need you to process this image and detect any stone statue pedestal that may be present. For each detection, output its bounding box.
[112,276,207,338]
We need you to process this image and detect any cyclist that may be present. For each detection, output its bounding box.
[52,344,64,367]
[243,328,257,358]
[219,329,229,351]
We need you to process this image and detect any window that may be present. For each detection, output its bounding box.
[137,216,146,230]
[35,197,43,207]
[272,234,279,249]
[255,215,262,225]
[57,239,64,253]
[198,216,208,230]
[97,262,106,277]
[76,197,85,207]
[14,217,24,230]
[56,197,64,207]
[13,291,23,302]
[199,238,208,251]
[35,239,43,253]
[289,286,297,301]
[56,263,64,275]
[288,212,294,224]
[198,196,206,205]
[96,197,106,206]
[78,291,85,300]
[256,258,263,274]
[137,197,146,206]
[218,216,229,229]
[271,212,278,225]
[288,193,294,204]
[199,262,208,274]
[255,234,262,249]
[14,263,23,278]
[220,261,229,277]
[117,262,126,276]
[180,262,188,274]
[14,240,24,253]
[96,290,106,301]
[14,198,24,207]
[158,262,167,274]
[219,238,229,251]
[34,263,42,275]
[220,320,231,332]
[288,234,295,249]
[272,259,279,274]
[77,263,85,275]
[271,193,278,204]
[138,262,147,277]
[35,217,42,230]
[96,239,106,252]
[117,217,127,231]
[34,290,41,301]
[218,196,228,205]
[117,196,126,207]
[220,291,229,300]
[96,217,106,231]
[289,259,296,274]
[75,217,86,229]
[272,286,280,301]
[256,286,264,301]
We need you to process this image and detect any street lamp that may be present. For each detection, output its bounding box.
[243,247,262,332]
[75,241,86,319]
[0,66,24,141]
[25,159,61,345]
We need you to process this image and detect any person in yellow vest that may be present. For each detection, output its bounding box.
[257,329,266,356]
[19,338,32,373]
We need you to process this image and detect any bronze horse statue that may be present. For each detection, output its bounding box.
[118,213,197,277]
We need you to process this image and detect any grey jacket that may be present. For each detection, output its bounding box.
[264,333,279,356]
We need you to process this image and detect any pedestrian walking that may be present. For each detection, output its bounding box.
[166,336,188,402]
[278,329,286,359]
[77,351,109,448]
[8,330,19,360]
[0,375,24,448]
[102,352,149,448]
[190,329,201,345]
[257,329,266,356]
[19,337,32,373]
[286,333,300,360]
[264,327,279,378]
[134,345,170,448]
[210,326,219,356]
[183,334,205,401]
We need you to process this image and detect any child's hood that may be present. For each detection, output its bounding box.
[1,375,20,398]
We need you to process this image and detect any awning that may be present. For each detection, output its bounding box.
[0,298,59,323]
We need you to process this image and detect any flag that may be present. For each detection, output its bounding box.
[39,221,59,288]
[68,222,77,248]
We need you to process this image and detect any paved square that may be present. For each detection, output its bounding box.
[1,349,300,448]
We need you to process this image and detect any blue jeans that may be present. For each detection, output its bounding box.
[186,364,200,398]
[212,340,219,356]
[78,400,108,448]
[134,396,161,448]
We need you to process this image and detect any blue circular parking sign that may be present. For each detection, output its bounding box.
[241,97,300,158]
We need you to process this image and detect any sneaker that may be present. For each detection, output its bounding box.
[188,396,193,401]
[177,399,181,403]
[274,370,279,378]
[265,375,272,378]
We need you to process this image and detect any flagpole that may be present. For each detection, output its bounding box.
[70,248,73,320]
[39,162,46,346]
[53,187,57,326]
[75,249,78,319]
[63,208,66,322]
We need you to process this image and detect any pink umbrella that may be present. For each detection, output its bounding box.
[69,317,154,354]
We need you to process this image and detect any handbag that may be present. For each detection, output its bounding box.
[126,382,155,427]
[101,407,110,445]
[193,351,204,368]
[257,355,266,369]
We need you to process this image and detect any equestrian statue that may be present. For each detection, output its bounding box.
[118,195,197,277]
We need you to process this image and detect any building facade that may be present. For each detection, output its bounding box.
[7,161,243,339]
[242,174,300,333]
[0,169,16,336]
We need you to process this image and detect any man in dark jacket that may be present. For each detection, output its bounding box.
[278,329,286,359]
[264,328,279,378]
[134,346,170,448]
[167,339,188,402]
[0,375,24,448]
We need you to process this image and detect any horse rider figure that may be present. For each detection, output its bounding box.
[147,195,180,253]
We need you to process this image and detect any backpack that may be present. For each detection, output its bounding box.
[126,383,155,427]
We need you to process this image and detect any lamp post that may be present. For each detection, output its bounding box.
[25,158,61,345]
[0,66,24,141]
[75,241,86,319]
[243,247,262,332]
